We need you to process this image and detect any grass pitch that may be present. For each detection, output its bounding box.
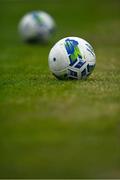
[0,0,120,178]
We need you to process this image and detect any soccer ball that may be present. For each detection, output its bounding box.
[48,37,96,80]
[18,11,56,43]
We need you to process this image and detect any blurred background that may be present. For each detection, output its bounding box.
[0,0,120,178]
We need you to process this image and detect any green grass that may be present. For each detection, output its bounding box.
[0,0,120,178]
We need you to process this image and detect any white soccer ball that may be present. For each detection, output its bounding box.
[48,37,96,80]
[18,11,56,43]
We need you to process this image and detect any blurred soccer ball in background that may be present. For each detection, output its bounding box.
[18,11,56,43]
[48,37,96,80]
